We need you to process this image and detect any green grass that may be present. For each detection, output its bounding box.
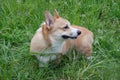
[0,0,120,80]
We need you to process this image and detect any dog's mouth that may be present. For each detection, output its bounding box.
[62,35,78,39]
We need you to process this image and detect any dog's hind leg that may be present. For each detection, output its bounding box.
[84,47,92,60]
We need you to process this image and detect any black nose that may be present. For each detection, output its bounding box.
[77,30,81,35]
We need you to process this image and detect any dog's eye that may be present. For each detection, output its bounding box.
[64,25,69,29]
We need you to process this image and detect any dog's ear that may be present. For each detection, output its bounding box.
[54,9,60,20]
[45,11,54,28]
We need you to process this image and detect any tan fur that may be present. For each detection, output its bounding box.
[30,10,94,67]
[62,25,93,58]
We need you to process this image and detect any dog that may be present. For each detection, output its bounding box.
[30,10,93,67]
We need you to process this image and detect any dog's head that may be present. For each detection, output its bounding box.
[42,10,81,40]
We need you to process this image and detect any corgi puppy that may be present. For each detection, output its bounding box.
[30,10,93,67]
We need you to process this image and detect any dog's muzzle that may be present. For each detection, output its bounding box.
[62,30,81,39]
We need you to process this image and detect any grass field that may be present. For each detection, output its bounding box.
[0,0,120,80]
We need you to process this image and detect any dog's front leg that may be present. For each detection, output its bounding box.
[35,55,50,67]
[54,53,63,64]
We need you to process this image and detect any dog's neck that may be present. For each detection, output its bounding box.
[51,36,65,51]
[42,35,65,54]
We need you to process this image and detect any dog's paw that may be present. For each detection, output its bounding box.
[87,56,94,60]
